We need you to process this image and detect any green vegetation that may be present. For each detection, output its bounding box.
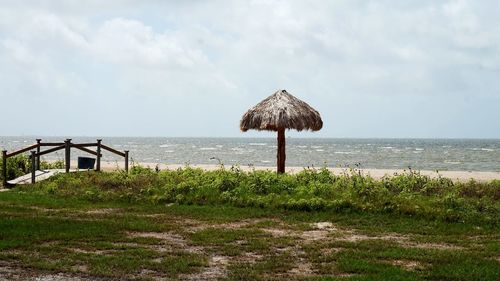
[0,154,64,182]
[0,165,499,280]
[17,165,500,225]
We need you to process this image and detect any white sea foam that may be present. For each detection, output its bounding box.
[249,143,267,146]
[159,144,177,148]
[334,151,355,154]
[199,147,216,150]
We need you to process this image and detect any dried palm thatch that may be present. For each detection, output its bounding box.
[240,90,323,132]
[240,90,323,173]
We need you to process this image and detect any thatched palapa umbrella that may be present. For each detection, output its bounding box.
[240,90,323,173]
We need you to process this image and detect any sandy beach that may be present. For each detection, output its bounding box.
[87,161,500,182]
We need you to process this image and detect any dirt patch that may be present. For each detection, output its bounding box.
[402,242,464,250]
[219,218,280,229]
[0,264,100,281]
[184,218,282,234]
[289,259,314,275]
[312,222,336,230]
[181,255,229,281]
[262,228,294,237]
[334,231,463,250]
[300,222,339,242]
[128,231,186,245]
[388,260,424,271]
[84,208,121,215]
[320,247,344,255]
[67,248,111,255]
[27,206,62,213]
[336,231,409,243]
[136,213,165,218]
[238,252,264,264]
[138,269,165,281]
[301,230,331,241]
[126,231,203,254]
[71,264,89,273]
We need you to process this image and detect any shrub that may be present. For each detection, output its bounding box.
[17,165,500,225]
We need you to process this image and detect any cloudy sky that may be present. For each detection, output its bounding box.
[1,0,499,138]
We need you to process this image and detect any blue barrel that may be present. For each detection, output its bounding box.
[78,157,96,170]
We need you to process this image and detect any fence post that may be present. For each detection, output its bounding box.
[2,150,7,187]
[65,139,71,173]
[124,150,129,173]
[31,151,36,184]
[36,139,41,170]
[96,139,102,172]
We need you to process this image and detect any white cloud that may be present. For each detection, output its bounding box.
[0,0,499,137]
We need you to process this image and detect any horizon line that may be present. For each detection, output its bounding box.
[1,135,500,140]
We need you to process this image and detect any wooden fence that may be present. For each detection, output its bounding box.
[2,139,129,186]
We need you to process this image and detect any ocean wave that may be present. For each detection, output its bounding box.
[249,143,267,146]
[199,147,217,150]
[159,144,177,148]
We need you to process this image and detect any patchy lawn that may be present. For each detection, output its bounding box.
[0,191,499,281]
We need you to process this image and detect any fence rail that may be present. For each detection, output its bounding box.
[2,139,129,186]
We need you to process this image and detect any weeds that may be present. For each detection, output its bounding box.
[0,154,64,183]
[16,165,500,225]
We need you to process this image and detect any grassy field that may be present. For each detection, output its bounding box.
[0,167,499,280]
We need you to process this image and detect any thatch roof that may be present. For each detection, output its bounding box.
[240,90,323,132]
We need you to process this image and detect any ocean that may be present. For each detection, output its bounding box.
[1,137,499,172]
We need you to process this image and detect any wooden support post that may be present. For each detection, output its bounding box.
[2,150,7,187]
[124,150,129,173]
[31,151,36,184]
[277,128,286,174]
[96,139,102,172]
[36,139,41,170]
[65,139,71,173]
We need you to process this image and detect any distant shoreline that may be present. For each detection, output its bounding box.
[63,160,500,182]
